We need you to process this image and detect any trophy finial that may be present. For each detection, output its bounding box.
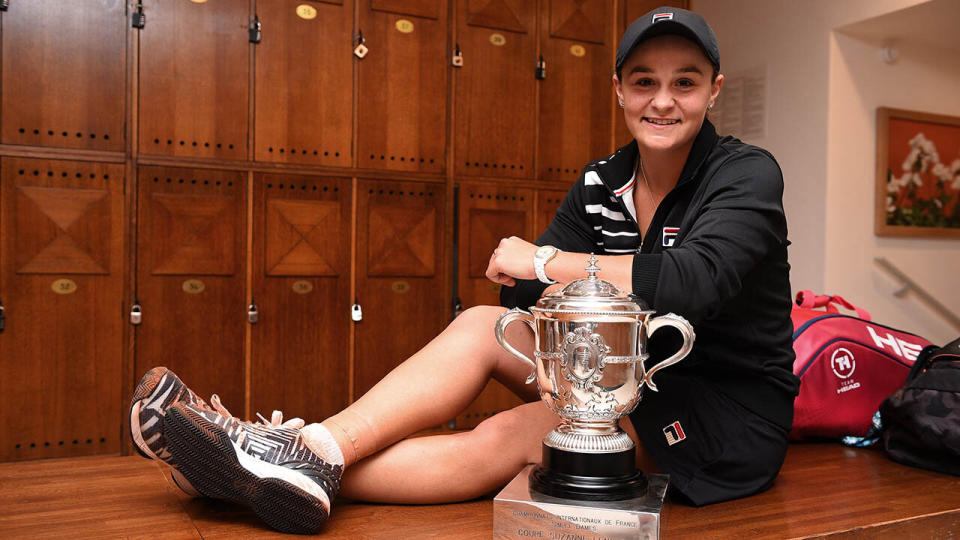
[585,254,600,278]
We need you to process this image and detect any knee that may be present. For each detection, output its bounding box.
[450,305,506,331]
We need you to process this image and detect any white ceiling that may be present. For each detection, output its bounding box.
[836,0,960,55]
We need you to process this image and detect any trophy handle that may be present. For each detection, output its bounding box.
[494,308,538,384]
[643,313,696,392]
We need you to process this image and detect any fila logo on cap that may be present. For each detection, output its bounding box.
[663,421,686,446]
[652,12,674,23]
[662,227,679,247]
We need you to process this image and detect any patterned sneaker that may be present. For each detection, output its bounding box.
[164,401,342,534]
[129,367,210,465]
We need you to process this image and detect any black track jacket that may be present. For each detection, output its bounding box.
[501,120,800,430]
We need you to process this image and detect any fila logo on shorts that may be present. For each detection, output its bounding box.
[652,12,674,23]
[663,421,686,446]
[662,227,679,247]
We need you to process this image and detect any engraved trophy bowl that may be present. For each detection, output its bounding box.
[495,256,695,501]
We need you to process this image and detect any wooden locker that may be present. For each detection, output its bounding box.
[354,180,446,399]
[139,0,250,160]
[538,0,613,185]
[614,0,688,147]
[454,0,537,179]
[535,189,566,235]
[0,0,125,152]
[454,183,534,428]
[250,174,351,423]
[254,0,353,167]
[357,1,448,174]
[0,158,124,461]
[134,166,247,413]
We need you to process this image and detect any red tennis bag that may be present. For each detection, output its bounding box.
[790,291,933,440]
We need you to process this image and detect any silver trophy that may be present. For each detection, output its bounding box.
[493,256,694,537]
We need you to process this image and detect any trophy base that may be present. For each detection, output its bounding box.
[532,443,647,501]
[494,465,669,539]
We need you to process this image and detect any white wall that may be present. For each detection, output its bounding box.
[826,20,960,344]
[692,0,958,343]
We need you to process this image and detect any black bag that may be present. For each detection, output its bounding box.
[879,337,960,476]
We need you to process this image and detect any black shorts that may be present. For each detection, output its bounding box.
[628,372,790,506]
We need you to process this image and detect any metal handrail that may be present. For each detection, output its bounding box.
[874,256,960,331]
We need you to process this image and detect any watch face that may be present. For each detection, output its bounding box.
[535,246,554,258]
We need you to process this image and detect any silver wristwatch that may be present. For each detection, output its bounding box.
[533,246,559,284]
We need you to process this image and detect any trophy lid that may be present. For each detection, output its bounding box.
[532,255,651,314]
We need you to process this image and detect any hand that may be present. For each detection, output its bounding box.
[485,236,538,287]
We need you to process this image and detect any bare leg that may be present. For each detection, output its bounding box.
[339,401,557,503]
[318,306,538,466]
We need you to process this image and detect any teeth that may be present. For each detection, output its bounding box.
[646,118,678,125]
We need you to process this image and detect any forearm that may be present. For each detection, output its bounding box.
[544,251,635,294]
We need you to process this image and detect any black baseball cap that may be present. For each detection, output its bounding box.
[615,7,720,74]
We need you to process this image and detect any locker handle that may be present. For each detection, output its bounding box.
[132,1,145,29]
[535,55,546,80]
[130,302,142,326]
[354,30,368,59]
[0,298,5,333]
[249,15,261,44]
[452,43,463,68]
[0,1,9,13]
[351,300,362,322]
[248,300,259,324]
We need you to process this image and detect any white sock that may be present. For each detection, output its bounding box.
[300,423,345,467]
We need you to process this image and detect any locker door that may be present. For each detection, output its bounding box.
[454,183,533,428]
[358,1,448,173]
[254,0,353,166]
[355,180,445,399]
[0,158,124,461]
[535,189,566,235]
[135,167,247,412]
[0,0,126,151]
[454,0,537,179]
[250,174,351,423]
[538,0,612,185]
[614,0,687,146]
[139,0,250,160]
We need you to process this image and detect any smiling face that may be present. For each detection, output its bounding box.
[613,34,723,157]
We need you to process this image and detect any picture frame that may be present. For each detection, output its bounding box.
[875,107,960,238]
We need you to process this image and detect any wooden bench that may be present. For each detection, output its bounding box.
[2,443,958,538]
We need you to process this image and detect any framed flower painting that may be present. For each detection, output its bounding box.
[876,107,960,237]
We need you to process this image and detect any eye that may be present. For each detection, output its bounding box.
[676,78,695,88]
[634,77,655,87]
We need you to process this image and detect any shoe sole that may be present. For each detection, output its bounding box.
[164,405,329,534]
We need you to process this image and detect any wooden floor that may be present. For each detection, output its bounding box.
[1,443,958,539]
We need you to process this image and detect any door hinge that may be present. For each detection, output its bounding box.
[132,1,145,29]
[249,14,261,44]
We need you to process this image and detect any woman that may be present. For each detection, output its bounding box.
[129,7,798,534]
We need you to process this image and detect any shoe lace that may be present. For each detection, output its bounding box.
[209,394,305,430]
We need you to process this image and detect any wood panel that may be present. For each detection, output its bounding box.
[0,0,126,151]
[254,0,353,166]
[454,183,533,428]
[535,189,566,235]
[538,0,613,185]
[354,180,446,399]
[614,0,688,147]
[0,158,124,461]
[454,0,537,179]
[134,166,247,413]
[357,1,447,173]
[139,0,250,159]
[249,174,351,423]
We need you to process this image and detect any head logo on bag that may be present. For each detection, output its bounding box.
[831,348,856,379]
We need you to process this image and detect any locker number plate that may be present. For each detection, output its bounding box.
[293,280,314,294]
[182,279,206,294]
[395,19,414,34]
[489,33,506,47]
[391,281,410,294]
[51,279,78,295]
[296,4,317,20]
[570,45,586,57]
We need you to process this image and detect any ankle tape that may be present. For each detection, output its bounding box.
[323,411,379,465]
